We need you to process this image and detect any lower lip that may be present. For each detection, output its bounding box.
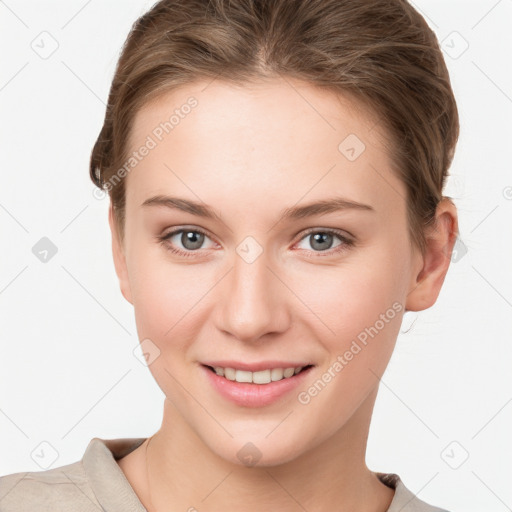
[201,365,313,408]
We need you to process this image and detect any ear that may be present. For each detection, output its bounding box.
[405,198,459,312]
[108,202,133,305]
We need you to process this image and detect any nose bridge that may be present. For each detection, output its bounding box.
[218,241,288,342]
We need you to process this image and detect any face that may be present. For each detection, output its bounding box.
[110,77,430,466]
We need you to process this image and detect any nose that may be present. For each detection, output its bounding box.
[215,247,291,344]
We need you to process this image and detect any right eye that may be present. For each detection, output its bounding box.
[157,227,217,257]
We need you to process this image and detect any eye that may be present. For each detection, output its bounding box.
[157,227,216,258]
[294,228,354,256]
[157,226,354,259]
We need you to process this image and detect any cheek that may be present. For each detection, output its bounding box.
[294,254,404,430]
[128,245,210,346]
[295,243,406,337]
[291,238,407,407]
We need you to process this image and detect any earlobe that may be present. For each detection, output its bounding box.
[405,198,458,312]
[108,203,133,305]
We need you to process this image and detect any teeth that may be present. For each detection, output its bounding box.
[283,367,295,378]
[224,367,236,381]
[212,366,304,384]
[271,368,284,381]
[235,370,252,383]
[253,369,271,384]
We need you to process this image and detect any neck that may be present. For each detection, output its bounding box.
[144,387,394,512]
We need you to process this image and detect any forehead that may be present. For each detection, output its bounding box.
[124,77,404,219]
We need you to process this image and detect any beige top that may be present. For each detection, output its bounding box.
[0,437,449,511]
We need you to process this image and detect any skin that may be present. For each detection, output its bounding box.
[111,77,458,511]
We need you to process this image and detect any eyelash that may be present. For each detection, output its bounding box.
[157,226,354,259]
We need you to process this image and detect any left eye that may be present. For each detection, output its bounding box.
[295,229,352,254]
[301,231,344,252]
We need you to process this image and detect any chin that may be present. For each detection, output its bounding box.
[201,428,315,468]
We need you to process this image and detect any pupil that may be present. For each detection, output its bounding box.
[182,231,204,250]
[311,232,332,251]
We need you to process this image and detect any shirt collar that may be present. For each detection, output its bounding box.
[82,437,438,512]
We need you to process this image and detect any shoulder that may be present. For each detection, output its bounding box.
[378,473,451,512]
[0,460,101,511]
[0,437,147,511]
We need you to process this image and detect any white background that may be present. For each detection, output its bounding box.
[1,1,511,511]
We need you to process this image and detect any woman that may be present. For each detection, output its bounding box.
[0,0,459,510]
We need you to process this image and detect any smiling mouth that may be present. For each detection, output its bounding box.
[203,364,314,384]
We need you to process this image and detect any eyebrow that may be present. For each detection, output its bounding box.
[141,194,375,221]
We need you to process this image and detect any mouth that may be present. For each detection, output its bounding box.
[202,364,314,384]
[200,360,316,407]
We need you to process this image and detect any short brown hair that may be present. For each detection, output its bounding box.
[90,0,459,255]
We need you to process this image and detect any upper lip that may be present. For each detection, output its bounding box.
[201,360,313,372]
